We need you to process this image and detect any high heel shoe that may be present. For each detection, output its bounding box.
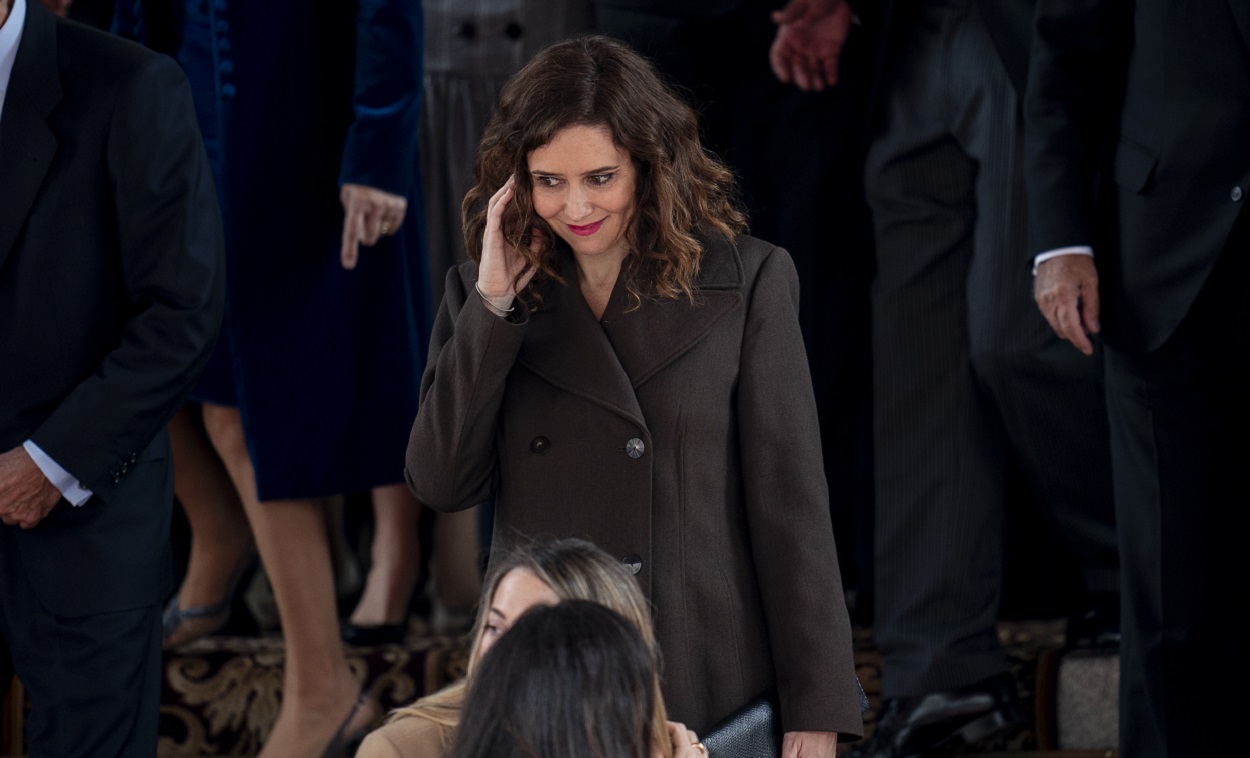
[162,553,257,650]
[321,687,378,758]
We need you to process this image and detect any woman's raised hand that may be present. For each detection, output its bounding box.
[477,176,538,312]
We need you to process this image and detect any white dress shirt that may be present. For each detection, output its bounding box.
[1033,245,1095,274]
[0,0,26,118]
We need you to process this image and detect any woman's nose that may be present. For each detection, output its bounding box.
[565,187,593,220]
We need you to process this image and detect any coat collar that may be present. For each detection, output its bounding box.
[517,233,744,427]
[0,0,60,273]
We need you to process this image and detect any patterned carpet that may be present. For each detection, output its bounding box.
[3,620,1118,757]
[157,624,469,756]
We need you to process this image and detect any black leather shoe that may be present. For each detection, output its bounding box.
[1066,592,1121,650]
[340,621,407,647]
[848,673,1026,758]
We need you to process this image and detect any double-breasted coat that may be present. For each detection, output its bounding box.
[407,232,864,737]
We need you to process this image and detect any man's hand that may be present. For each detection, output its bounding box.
[770,0,853,91]
[781,730,838,758]
[340,183,407,270]
[1034,254,1101,355]
[0,447,63,529]
[37,0,72,17]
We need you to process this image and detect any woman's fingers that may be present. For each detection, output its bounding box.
[480,177,526,300]
[485,176,516,228]
[340,184,408,269]
[663,722,706,757]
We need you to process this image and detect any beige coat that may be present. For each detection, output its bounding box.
[357,713,450,758]
[407,233,863,737]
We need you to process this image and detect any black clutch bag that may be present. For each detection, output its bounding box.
[702,692,782,758]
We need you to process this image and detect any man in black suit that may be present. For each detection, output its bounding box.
[0,0,223,753]
[1026,1,1249,755]
[773,1,1120,755]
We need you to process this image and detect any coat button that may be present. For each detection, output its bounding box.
[622,554,642,574]
[458,22,477,40]
[1233,186,1244,202]
[625,438,645,459]
[529,436,550,455]
[505,22,523,39]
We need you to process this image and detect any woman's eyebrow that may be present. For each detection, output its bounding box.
[529,165,621,177]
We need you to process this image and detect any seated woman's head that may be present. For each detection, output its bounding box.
[386,538,670,753]
[464,35,746,307]
[450,600,659,758]
[467,537,656,667]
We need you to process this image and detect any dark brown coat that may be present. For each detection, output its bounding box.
[407,233,863,737]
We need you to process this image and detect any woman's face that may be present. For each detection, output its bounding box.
[478,568,561,660]
[527,124,636,265]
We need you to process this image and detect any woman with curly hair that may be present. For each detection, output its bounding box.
[406,35,863,755]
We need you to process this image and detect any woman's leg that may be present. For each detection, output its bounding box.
[348,484,422,628]
[202,404,372,757]
[164,405,254,648]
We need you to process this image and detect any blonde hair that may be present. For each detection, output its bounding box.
[387,538,670,756]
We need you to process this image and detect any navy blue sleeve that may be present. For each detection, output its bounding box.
[337,0,424,198]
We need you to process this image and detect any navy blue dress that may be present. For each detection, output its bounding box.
[115,0,431,500]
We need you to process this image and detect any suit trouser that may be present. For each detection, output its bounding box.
[1105,207,1248,758]
[865,0,1117,697]
[0,527,162,758]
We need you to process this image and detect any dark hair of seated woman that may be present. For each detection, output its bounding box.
[449,599,658,758]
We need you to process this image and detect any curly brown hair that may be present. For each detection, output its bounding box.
[462,35,747,309]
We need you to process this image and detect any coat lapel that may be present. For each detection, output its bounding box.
[519,254,648,429]
[0,3,61,273]
[603,233,743,387]
[518,234,744,425]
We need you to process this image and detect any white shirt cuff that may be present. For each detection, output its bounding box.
[1033,246,1094,275]
[22,440,93,506]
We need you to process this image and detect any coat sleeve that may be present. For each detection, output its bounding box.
[735,245,864,737]
[30,55,224,497]
[1024,0,1132,257]
[337,0,423,197]
[405,266,529,510]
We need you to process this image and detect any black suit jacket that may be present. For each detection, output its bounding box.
[1025,0,1250,352]
[0,4,223,616]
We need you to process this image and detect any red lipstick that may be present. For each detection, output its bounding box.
[567,220,604,237]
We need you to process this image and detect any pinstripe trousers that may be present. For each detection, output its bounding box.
[865,0,1117,698]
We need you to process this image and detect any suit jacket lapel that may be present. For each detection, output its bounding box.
[0,3,61,273]
[1229,0,1250,58]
